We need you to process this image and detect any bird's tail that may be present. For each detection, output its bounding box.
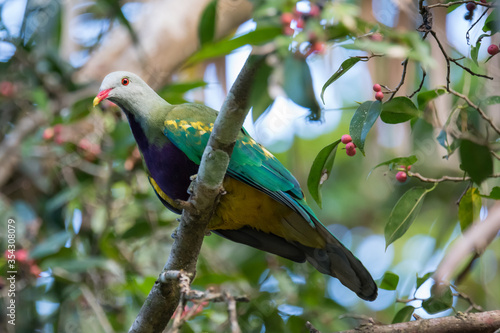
[295,222,378,301]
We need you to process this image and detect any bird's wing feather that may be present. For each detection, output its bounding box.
[163,105,316,226]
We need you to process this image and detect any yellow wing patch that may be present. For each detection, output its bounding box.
[165,120,213,135]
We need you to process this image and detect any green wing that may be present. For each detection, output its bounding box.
[162,104,317,224]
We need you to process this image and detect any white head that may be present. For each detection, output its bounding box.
[93,71,168,116]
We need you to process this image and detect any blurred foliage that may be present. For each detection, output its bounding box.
[1,0,500,332]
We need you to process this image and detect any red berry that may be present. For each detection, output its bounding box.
[487,44,499,56]
[466,2,476,11]
[42,127,54,140]
[311,42,325,54]
[346,148,356,156]
[296,17,304,29]
[341,134,352,144]
[0,81,15,97]
[480,0,487,2]
[371,32,383,42]
[375,91,384,101]
[373,84,382,92]
[345,142,356,151]
[283,26,294,36]
[281,12,294,26]
[407,165,412,171]
[396,171,407,183]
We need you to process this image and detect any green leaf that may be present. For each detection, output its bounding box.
[471,42,481,66]
[250,63,274,122]
[307,140,341,208]
[368,155,417,177]
[320,57,361,104]
[43,257,108,273]
[186,26,282,64]
[392,306,414,324]
[198,0,217,45]
[483,9,498,33]
[385,185,436,248]
[121,220,152,239]
[459,139,493,185]
[481,95,500,106]
[416,272,433,290]
[30,231,71,259]
[283,55,321,121]
[458,187,481,231]
[422,285,453,314]
[69,96,94,122]
[417,89,447,111]
[480,186,500,199]
[349,101,382,155]
[381,97,420,124]
[379,271,399,290]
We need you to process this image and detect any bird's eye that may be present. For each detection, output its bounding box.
[121,78,129,86]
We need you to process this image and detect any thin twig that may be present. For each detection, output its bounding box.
[430,30,451,91]
[427,1,495,9]
[408,67,427,98]
[449,57,493,80]
[409,172,500,183]
[388,59,409,101]
[448,89,500,135]
[225,292,242,333]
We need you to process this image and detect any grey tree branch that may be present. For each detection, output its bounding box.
[435,202,500,284]
[306,310,500,333]
[128,54,265,333]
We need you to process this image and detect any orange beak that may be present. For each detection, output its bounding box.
[93,88,113,107]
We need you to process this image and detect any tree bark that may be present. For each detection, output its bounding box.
[128,54,265,333]
[336,310,500,333]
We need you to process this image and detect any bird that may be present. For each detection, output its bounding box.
[93,71,377,301]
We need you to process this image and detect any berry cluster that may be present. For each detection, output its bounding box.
[280,4,325,56]
[395,165,412,183]
[373,83,384,101]
[341,134,356,156]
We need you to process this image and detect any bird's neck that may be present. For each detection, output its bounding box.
[122,106,167,151]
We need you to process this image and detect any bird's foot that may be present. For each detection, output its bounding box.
[189,174,198,181]
[175,199,200,215]
[204,230,212,236]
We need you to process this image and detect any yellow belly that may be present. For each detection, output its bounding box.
[209,177,325,248]
[150,175,325,248]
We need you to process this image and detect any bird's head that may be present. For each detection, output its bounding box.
[93,71,167,116]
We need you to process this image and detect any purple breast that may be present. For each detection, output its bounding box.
[123,109,199,201]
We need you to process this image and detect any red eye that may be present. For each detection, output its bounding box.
[121,78,129,86]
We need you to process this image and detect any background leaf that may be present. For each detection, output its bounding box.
[187,26,282,64]
[392,306,414,324]
[480,186,500,199]
[459,139,493,185]
[284,54,321,121]
[422,285,453,314]
[385,186,435,248]
[380,97,420,124]
[320,57,361,103]
[307,140,341,208]
[349,101,382,155]
[458,187,481,231]
[380,271,399,290]
[368,155,417,177]
[199,0,217,45]
[417,89,447,110]
[249,63,274,122]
